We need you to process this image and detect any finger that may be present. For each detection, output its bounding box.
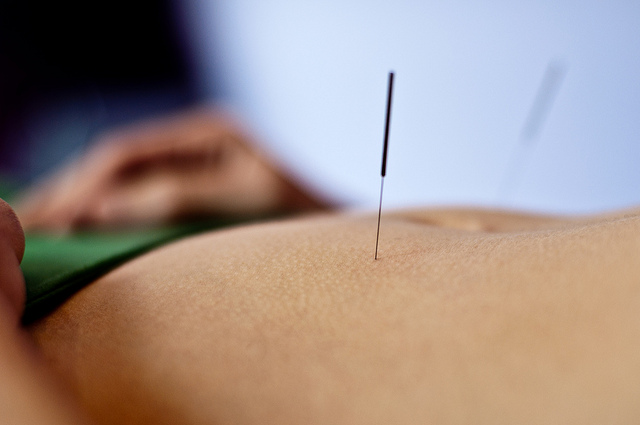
[90,108,247,165]
[17,108,256,230]
[0,199,26,318]
[16,135,155,231]
[16,162,100,232]
[71,175,184,228]
[0,200,25,262]
[33,114,244,228]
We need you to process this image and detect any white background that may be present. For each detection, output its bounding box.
[184,0,640,213]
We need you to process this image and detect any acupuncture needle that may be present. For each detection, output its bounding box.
[498,61,567,201]
[375,71,395,260]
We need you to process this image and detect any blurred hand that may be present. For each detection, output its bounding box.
[17,107,327,231]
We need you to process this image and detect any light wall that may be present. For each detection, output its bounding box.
[185,0,640,213]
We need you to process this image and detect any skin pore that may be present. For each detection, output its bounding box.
[25,206,640,424]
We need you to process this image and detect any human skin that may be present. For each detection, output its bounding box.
[16,108,328,231]
[26,207,640,424]
[0,199,25,320]
[0,199,90,424]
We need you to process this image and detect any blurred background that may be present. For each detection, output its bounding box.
[0,0,202,183]
[2,0,639,214]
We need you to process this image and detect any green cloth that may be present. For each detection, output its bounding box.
[20,220,236,324]
[0,178,21,201]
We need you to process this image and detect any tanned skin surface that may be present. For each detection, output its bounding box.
[26,207,640,425]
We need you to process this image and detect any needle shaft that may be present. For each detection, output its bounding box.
[375,177,385,260]
[375,71,394,260]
